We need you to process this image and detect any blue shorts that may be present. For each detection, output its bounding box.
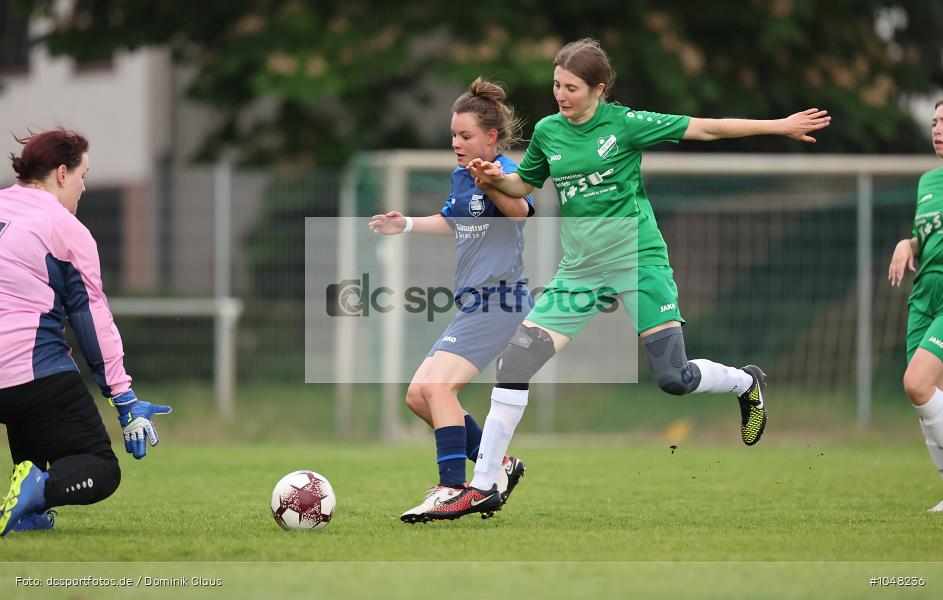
[427,289,533,371]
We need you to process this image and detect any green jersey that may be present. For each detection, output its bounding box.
[913,167,943,283]
[516,101,690,277]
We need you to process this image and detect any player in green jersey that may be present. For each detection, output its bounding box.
[429,38,831,518]
[888,99,943,512]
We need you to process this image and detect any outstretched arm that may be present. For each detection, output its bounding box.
[368,211,453,236]
[683,108,831,143]
[467,158,534,198]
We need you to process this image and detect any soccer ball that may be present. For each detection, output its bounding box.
[271,470,336,531]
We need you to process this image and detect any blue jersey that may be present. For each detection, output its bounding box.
[440,155,535,300]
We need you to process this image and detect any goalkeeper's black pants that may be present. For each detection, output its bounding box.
[0,371,120,508]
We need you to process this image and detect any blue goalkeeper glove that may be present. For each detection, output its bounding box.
[110,390,173,460]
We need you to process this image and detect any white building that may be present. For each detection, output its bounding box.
[0,6,268,295]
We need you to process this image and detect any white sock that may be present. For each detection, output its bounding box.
[920,420,943,481]
[469,387,528,490]
[689,359,753,394]
[915,388,943,447]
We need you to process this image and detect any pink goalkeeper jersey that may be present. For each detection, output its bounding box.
[0,184,131,396]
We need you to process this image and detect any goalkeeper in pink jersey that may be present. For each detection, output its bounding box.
[0,128,171,536]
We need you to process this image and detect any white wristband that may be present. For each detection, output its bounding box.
[402,216,414,233]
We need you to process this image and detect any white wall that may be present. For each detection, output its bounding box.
[0,44,170,188]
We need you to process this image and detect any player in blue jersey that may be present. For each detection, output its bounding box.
[889,99,943,512]
[369,78,534,523]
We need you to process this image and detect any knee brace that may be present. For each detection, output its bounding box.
[643,327,701,396]
[495,325,557,389]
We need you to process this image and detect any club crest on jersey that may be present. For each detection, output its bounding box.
[469,194,485,217]
[597,134,618,160]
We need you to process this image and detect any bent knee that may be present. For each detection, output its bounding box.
[655,363,699,396]
[903,372,933,404]
[109,459,121,491]
[418,382,459,403]
[655,373,689,396]
[495,325,556,387]
[96,456,122,502]
[405,385,425,412]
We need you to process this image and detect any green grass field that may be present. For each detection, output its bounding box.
[2,440,942,598]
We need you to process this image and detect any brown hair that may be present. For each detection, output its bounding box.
[554,38,616,100]
[10,128,89,184]
[936,99,943,109]
[452,77,523,151]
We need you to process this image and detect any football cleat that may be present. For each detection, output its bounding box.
[424,484,502,521]
[0,461,49,537]
[738,365,768,446]
[400,484,465,524]
[496,456,526,505]
[10,510,56,533]
[928,500,943,513]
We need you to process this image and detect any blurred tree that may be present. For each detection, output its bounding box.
[25,0,943,164]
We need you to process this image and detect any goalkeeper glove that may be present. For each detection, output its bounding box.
[111,390,173,460]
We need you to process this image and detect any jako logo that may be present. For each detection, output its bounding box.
[660,303,676,312]
[442,336,457,343]
[550,154,562,161]
[929,336,943,349]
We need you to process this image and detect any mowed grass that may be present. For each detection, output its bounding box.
[2,442,943,598]
[0,441,941,561]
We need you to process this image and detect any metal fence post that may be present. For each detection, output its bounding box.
[333,163,359,437]
[214,161,235,418]
[381,159,406,442]
[857,172,873,428]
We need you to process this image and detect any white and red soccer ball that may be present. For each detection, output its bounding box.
[271,470,336,531]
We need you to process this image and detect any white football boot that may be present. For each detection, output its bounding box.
[928,499,943,513]
[400,485,465,524]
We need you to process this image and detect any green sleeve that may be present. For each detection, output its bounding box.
[515,124,550,188]
[621,109,691,149]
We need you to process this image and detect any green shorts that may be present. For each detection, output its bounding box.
[526,265,685,339]
[907,272,943,362]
